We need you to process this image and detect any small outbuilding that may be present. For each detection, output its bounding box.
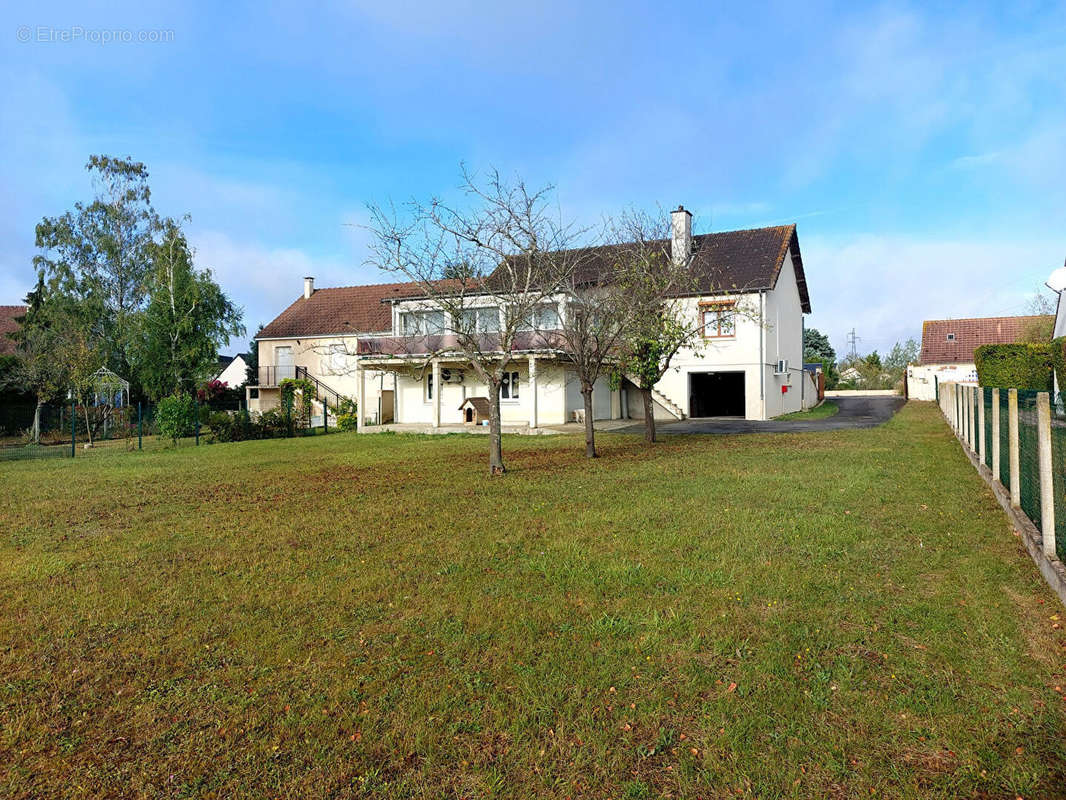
[458,396,490,425]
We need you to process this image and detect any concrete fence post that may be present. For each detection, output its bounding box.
[1009,388,1020,508]
[1038,391,1056,557]
[961,384,967,441]
[959,384,967,435]
[978,387,986,464]
[991,388,1000,481]
[963,384,972,441]
[966,386,974,449]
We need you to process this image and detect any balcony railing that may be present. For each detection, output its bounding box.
[256,365,296,386]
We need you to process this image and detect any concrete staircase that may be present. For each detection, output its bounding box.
[626,375,686,420]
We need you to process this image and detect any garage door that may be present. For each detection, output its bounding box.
[689,371,745,418]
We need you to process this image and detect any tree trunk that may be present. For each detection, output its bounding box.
[581,382,597,458]
[32,400,42,444]
[488,386,506,475]
[641,386,656,443]
[83,401,94,447]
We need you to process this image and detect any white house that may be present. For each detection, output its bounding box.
[214,354,250,388]
[247,208,814,427]
[906,315,1051,401]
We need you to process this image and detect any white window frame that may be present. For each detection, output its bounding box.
[329,343,347,374]
[500,370,520,402]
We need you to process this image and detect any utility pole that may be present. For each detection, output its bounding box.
[846,328,861,360]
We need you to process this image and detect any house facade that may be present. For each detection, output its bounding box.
[907,314,1052,401]
[214,354,250,388]
[248,210,814,427]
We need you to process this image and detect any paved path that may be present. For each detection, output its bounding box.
[615,395,906,435]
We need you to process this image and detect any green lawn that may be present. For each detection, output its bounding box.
[777,400,839,421]
[2,403,1064,798]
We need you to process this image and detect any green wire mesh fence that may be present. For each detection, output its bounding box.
[1052,394,1066,561]
[998,390,1010,488]
[946,385,1066,563]
[1017,391,1041,532]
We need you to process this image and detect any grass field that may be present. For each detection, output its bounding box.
[777,400,839,421]
[2,402,1065,798]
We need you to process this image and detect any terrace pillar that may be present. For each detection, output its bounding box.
[1038,391,1056,557]
[978,387,986,464]
[992,388,1000,481]
[1009,388,1020,508]
[432,358,441,428]
[358,366,366,430]
[528,356,538,429]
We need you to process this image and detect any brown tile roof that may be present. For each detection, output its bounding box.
[498,224,810,312]
[0,305,26,356]
[919,315,1052,364]
[258,225,810,339]
[257,282,452,339]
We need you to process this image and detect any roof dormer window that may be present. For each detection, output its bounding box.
[946,333,956,341]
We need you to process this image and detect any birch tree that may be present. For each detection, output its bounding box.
[133,220,244,399]
[366,167,584,475]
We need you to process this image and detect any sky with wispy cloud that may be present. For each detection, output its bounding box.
[2,1,1065,357]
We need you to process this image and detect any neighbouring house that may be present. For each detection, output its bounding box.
[0,305,26,356]
[214,353,250,388]
[906,315,1052,401]
[247,209,815,427]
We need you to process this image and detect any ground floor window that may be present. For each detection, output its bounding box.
[501,370,519,400]
[425,372,434,402]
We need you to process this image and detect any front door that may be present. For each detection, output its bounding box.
[275,346,294,381]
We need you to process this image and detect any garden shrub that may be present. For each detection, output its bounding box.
[207,408,299,443]
[279,378,315,427]
[335,397,358,431]
[974,343,1055,391]
[156,394,198,443]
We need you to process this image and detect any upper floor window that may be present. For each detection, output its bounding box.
[500,370,520,400]
[457,307,500,334]
[946,333,956,341]
[515,304,561,331]
[329,343,347,373]
[401,311,446,336]
[701,303,736,338]
[534,304,560,330]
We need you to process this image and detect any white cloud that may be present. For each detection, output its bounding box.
[188,229,390,334]
[803,233,1064,358]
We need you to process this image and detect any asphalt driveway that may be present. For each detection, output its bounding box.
[617,395,906,435]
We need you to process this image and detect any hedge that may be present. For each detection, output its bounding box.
[973,340,1065,391]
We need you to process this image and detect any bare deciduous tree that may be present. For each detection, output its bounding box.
[550,250,630,458]
[366,167,584,474]
[611,209,761,443]
[610,210,701,443]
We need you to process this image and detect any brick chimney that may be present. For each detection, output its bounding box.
[303,276,314,300]
[671,205,692,266]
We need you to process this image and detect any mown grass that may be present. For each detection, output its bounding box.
[1,402,1064,799]
[777,400,840,421]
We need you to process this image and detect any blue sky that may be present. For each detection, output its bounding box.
[2,0,1065,358]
